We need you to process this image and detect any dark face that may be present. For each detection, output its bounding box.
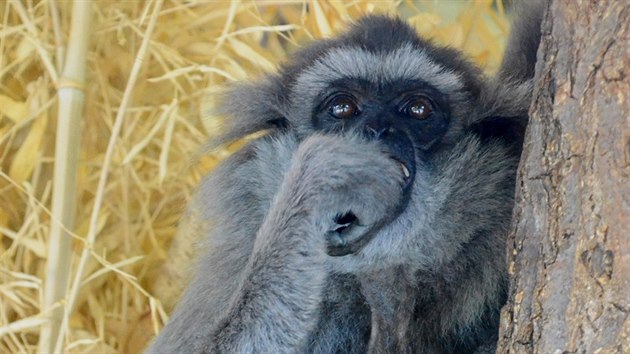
[313,77,452,169]
[310,78,453,255]
[313,78,450,149]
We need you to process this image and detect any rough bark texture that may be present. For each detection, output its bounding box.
[497,0,629,353]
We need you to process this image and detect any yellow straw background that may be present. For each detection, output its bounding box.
[0,1,508,352]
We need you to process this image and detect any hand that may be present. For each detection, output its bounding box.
[288,134,406,255]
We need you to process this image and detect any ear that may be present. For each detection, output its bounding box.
[470,115,527,153]
[209,75,290,148]
[470,79,532,152]
[470,0,547,151]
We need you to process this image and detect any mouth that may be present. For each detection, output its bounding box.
[400,161,411,179]
[384,127,417,192]
[386,128,417,193]
[392,156,414,189]
[326,134,416,257]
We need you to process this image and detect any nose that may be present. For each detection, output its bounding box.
[363,119,395,139]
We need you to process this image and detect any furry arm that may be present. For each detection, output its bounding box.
[202,134,403,353]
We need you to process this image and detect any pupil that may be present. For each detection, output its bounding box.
[334,103,353,117]
[411,104,425,115]
[329,96,357,119]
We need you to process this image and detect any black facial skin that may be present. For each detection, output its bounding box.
[315,78,450,256]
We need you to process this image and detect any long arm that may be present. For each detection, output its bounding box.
[147,134,403,353]
[145,135,299,354]
[206,163,328,352]
[207,134,404,352]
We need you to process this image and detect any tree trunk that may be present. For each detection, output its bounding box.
[497,0,629,353]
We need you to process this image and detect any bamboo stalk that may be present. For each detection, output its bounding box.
[53,0,164,352]
[49,0,65,73]
[38,1,92,353]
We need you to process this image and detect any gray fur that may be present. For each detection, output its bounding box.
[293,44,465,107]
[147,4,545,353]
[204,135,398,352]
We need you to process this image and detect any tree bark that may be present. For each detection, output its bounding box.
[497,0,629,353]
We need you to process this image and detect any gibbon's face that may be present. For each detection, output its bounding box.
[296,45,466,257]
[223,16,519,273]
[294,47,482,270]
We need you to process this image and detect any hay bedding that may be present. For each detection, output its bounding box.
[0,1,508,353]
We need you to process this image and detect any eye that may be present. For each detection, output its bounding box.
[404,96,433,120]
[329,95,359,119]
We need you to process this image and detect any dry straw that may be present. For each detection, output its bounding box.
[0,1,508,353]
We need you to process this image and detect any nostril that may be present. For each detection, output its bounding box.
[364,125,379,138]
[364,124,389,138]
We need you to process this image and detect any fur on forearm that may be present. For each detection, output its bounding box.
[206,134,402,353]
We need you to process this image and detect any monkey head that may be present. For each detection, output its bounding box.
[215,15,533,274]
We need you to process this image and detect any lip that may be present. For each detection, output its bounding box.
[390,156,414,190]
[385,150,415,224]
[382,127,417,192]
